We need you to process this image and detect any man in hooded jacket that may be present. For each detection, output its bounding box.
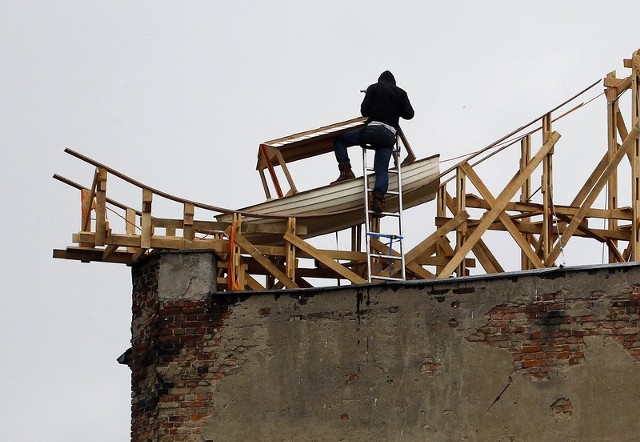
[330,70,414,215]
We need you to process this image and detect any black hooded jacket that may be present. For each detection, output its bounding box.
[360,71,414,129]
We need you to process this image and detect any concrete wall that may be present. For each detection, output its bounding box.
[129,252,640,441]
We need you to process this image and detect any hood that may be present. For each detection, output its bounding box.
[378,70,396,85]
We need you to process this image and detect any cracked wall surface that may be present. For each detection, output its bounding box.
[129,254,640,442]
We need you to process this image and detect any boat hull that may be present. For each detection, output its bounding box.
[219,155,440,244]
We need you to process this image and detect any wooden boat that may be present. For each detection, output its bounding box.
[217,118,440,244]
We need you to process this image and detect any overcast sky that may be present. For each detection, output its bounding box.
[1,1,639,440]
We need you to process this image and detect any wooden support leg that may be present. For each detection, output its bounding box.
[455,166,467,276]
[286,218,297,282]
[95,167,108,246]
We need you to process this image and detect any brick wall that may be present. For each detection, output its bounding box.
[130,252,219,442]
[128,254,640,441]
[466,288,640,379]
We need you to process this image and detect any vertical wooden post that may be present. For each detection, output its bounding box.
[632,50,640,261]
[455,166,467,277]
[126,208,137,253]
[436,185,447,275]
[286,217,297,282]
[606,71,620,263]
[351,225,362,253]
[541,113,554,263]
[183,202,195,242]
[80,188,93,247]
[520,135,532,269]
[95,167,108,246]
[227,213,242,291]
[141,188,153,250]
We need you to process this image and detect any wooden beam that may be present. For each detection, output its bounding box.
[53,247,133,264]
[460,162,544,268]
[94,167,107,246]
[469,236,503,273]
[541,113,554,261]
[285,218,296,281]
[405,211,470,265]
[455,166,467,276]
[520,134,533,269]
[234,233,298,289]
[545,125,639,265]
[141,188,153,249]
[438,131,560,278]
[632,50,640,260]
[283,231,367,284]
[183,203,195,241]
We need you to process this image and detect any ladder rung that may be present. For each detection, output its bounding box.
[368,210,401,217]
[371,254,403,260]
[370,275,404,281]
[386,190,400,195]
[367,232,403,240]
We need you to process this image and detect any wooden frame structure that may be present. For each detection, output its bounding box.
[256,117,416,199]
[53,50,640,289]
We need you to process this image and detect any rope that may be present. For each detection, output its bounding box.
[439,79,603,167]
[106,206,141,232]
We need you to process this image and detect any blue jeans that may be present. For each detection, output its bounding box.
[334,124,396,193]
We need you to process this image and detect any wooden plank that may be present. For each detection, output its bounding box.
[283,231,367,284]
[274,149,298,196]
[242,222,308,236]
[244,273,266,291]
[418,256,475,267]
[541,114,553,260]
[460,162,544,268]
[125,208,137,253]
[94,167,107,246]
[141,188,153,249]
[436,214,632,241]
[604,80,620,266]
[455,166,467,276]
[545,125,639,266]
[286,218,296,281]
[632,50,640,260]
[469,237,502,273]
[102,244,118,260]
[258,168,272,200]
[72,231,228,252]
[82,169,99,232]
[604,75,632,92]
[234,233,297,289]
[53,247,133,264]
[438,131,560,278]
[405,211,469,265]
[463,195,633,220]
[520,134,533,269]
[183,203,195,241]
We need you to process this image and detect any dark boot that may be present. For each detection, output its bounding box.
[371,191,385,216]
[330,161,356,185]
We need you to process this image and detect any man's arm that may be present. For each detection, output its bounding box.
[360,85,375,117]
[400,90,414,120]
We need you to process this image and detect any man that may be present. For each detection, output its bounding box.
[330,70,414,215]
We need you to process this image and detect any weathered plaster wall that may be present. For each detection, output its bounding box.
[130,252,640,442]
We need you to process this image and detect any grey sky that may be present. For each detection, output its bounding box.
[1,1,639,440]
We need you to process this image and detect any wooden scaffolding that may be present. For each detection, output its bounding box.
[53,50,640,289]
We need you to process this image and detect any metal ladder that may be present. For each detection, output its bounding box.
[362,140,406,282]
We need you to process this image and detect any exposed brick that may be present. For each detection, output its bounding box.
[130,257,227,442]
[467,291,640,379]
